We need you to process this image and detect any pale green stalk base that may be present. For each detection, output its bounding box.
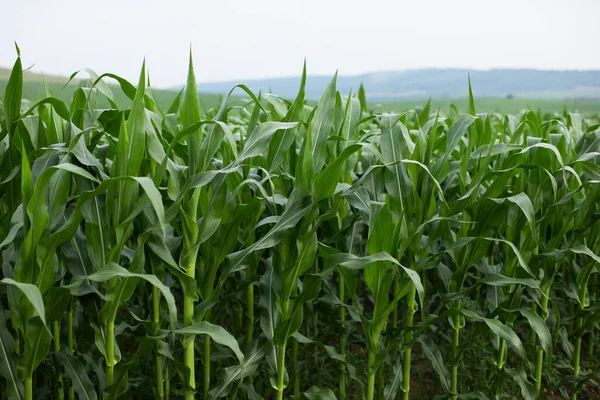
[497,339,506,369]
[183,265,196,400]
[571,317,583,400]
[245,283,255,386]
[204,335,211,397]
[450,301,462,400]
[367,351,376,400]
[535,348,544,395]
[106,321,115,388]
[24,377,32,400]
[276,342,287,400]
[494,339,507,399]
[165,365,170,400]
[155,354,164,399]
[535,292,549,397]
[153,287,164,399]
[402,286,416,400]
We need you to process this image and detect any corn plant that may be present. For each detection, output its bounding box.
[1,47,599,400]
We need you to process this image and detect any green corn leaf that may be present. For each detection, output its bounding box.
[417,335,451,392]
[467,74,476,115]
[238,121,298,163]
[44,287,71,323]
[224,195,312,274]
[67,263,177,333]
[124,60,147,176]
[313,144,362,202]
[274,275,322,345]
[519,308,551,356]
[490,193,537,240]
[0,308,23,400]
[505,368,536,400]
[418,98,431,128]
[461,310,527,361]
[311,73,337,173]
[181,49,202,174]
[383,360,402,400]
[208,342,265,399]
[4,53,22,137]
[303,387,337,400]
[176,321,244,364]
[321,252,424,309]
[18,317,52,380]
[55,348,98,400]
[1,279,47,328]
[358,83,367,113]
[458,393,491,399]
[19,97,70,122]
[481,274,539,290]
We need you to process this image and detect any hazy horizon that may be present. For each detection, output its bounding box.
[2,0,599,88]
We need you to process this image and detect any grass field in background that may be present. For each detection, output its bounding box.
[0,78,225,111]
[2,69,599,114]
[376,96,600,114]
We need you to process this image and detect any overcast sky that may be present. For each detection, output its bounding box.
[1,0,599,88]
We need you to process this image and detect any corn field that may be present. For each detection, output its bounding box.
[1,47,599,400]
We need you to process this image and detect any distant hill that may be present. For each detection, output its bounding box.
[3,66,600,113]
[193,69,600,100]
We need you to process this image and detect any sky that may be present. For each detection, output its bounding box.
[1,0,599,88]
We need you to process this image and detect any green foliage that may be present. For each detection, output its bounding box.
[0,50,599,400]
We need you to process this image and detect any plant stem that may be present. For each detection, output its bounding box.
[106,320,115,388]
[367,351,376,400]
[183,263,196,400]
[24,377,32,400]
[244,282,254,387]
[497,339,506,370]
[53,320,64,400]
[571,316,583,400]
[494,338,506,399]
[204,335,211,398]
[534,290,550,397]
[276,342,287,400]
[165,365,170,400]
[450,300,462,400]
[183,190,200,400]
[153,286,164,399]
[402,285,416,400]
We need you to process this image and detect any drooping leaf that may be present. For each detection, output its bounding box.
[55,348,98,400]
